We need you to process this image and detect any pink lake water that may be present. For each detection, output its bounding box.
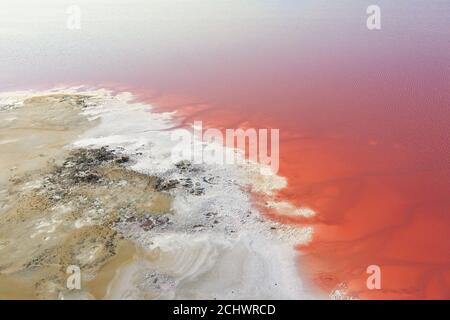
[1,0,449,299]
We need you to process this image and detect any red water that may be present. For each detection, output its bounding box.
[126,54,449,299]
[127,29,450,298]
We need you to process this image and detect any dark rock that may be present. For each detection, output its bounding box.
[205,212,217,218]
[155,215,170,226]
[202,176,216,184]
[189,187,204,196]
[175,160,192,171]
[115,156,130,164]
[180,178,193,188]
[140,219,154,231]
[155,179,179,191]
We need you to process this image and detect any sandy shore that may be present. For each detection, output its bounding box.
[0,89,317,299]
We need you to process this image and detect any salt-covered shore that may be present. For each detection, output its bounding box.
[0,88,318,299]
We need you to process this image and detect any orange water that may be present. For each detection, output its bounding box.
[128,68,449,298]
[127,24,450,295]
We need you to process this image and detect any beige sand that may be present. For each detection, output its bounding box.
[0,95,172,299]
